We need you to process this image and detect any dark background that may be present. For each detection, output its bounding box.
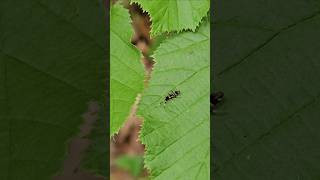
[212,0,320,179]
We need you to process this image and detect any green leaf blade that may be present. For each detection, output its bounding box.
[110,4,145,136]
[214,1,320,179]
[0,1,106,179]
[131,0,210,35]
[139,21,210,180]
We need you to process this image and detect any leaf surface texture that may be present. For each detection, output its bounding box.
[131,0,210,35]
[139,21,210,180]
[213,0,320,179]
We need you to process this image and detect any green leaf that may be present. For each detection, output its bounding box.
[110,3,145,136]
[139,21,210,179]
[213,1,320,179]
[115,155,144,177]
[131,0,210,35]
[0,0,106,179]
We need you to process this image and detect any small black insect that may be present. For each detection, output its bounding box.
[211,91,224,112]
[163,90,181,104]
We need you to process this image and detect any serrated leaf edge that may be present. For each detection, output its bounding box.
[130,0,210,37]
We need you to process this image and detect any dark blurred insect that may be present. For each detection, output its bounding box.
[162,90,181,104]
[211,91,224,113]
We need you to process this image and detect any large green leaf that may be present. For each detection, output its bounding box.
[110,3,145,136]
[0,1,106,179]
[131,0,210,35]
[139,21,210,179]
[213,0,320,179]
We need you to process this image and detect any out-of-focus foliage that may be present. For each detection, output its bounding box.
[115,155,144,177]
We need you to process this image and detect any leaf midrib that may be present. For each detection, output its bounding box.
[215,9,320,174]
[215,80,320,173]
[36,1,105,49]
[218,10,320,76]
[1,50,91,97]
